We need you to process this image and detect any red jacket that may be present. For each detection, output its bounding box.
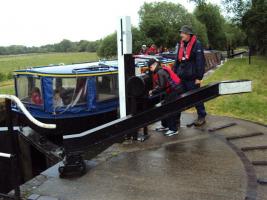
[152,66,181,94]
[148,47,158,55]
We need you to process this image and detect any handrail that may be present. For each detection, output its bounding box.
[0,94,56,129]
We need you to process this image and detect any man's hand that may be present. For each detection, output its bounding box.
[195,79,202,85]
[149,90,153,96]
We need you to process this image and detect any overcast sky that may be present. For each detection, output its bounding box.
[0,0,221,47]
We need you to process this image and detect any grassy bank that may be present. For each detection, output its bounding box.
[204,56,267,124]
[0,52,98,95]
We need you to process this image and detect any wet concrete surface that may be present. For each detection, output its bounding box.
[19,113,267,200]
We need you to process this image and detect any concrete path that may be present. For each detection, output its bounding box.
[21,113,267,200]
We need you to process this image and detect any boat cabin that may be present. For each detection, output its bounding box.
[13,62,119,120]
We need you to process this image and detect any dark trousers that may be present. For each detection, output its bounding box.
[180,80,207,118]
[161,92,179,131]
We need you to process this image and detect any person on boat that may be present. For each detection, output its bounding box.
[147,44,158,55]
[31,87,42,105]
[139,44,148,55]
[148,58,183,136]
[174,25,206,126]
[53,89,63,108]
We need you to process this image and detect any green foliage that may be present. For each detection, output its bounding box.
[139,2,208,47]
[194,3,227,49]
[223,0,251,24]
[223,0,267,55]
[96,27,154,58]
[97,32,117,58]
[242,0,267,55]
[204,56,267,124]
[224,23,246,48]
[132,27,154,54]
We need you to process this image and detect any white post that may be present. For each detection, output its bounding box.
[117,16,132,118]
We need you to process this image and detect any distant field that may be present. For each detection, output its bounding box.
[0,52,98,74]
[204,56,267,124]
[0,52,98,95]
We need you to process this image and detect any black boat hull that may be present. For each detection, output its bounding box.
[16,110,119,137]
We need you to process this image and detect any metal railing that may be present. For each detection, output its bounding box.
[0,94,56,129]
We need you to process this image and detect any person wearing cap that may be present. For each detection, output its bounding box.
[148,58,183,136]
[174,25,207,126]
[139,44,148,55]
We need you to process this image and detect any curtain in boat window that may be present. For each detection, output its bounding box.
[87,77,97,111]
[42,77,53,113]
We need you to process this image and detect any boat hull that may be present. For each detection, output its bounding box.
[15,109,118,137]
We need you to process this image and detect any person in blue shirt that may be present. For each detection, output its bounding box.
[174,25,207,126]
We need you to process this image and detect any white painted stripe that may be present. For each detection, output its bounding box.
[0,152,12,158]
[0,127,20,131]
[219,81,252,95]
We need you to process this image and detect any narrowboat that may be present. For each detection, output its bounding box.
[12,56,175,136]
[13,61,119,136]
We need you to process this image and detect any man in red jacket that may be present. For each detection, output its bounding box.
[148,58,183,136]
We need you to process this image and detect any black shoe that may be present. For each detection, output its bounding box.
[194,117,206,126]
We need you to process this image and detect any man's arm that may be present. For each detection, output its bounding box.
[195,41,206,81]
[151,70,168,95]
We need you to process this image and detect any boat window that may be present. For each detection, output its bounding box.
[52,77,87,108]
[96,74,118,101]
[16,76,43,106]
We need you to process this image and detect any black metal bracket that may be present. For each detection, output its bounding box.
[58,151,86,178]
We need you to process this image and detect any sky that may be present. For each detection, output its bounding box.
[0,0,221,47]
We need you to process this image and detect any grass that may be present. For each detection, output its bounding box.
[204,56,267,125]
[0,52,98,95]
[0,52,98,74]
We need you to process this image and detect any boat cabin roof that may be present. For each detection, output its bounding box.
[14,61,118,77]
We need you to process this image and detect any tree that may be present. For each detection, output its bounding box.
[139,2,208,48]
[224,22,246,49]
[96,27,154,58]
[223,0,267,55]
[223,0,251,24]
[55,39,78,52]
[132,27,154,54]
[77,40,89,52]
[97,33,117,58]
[86,40,101,52]
[242,0,267,55]
[194,2,227,49]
